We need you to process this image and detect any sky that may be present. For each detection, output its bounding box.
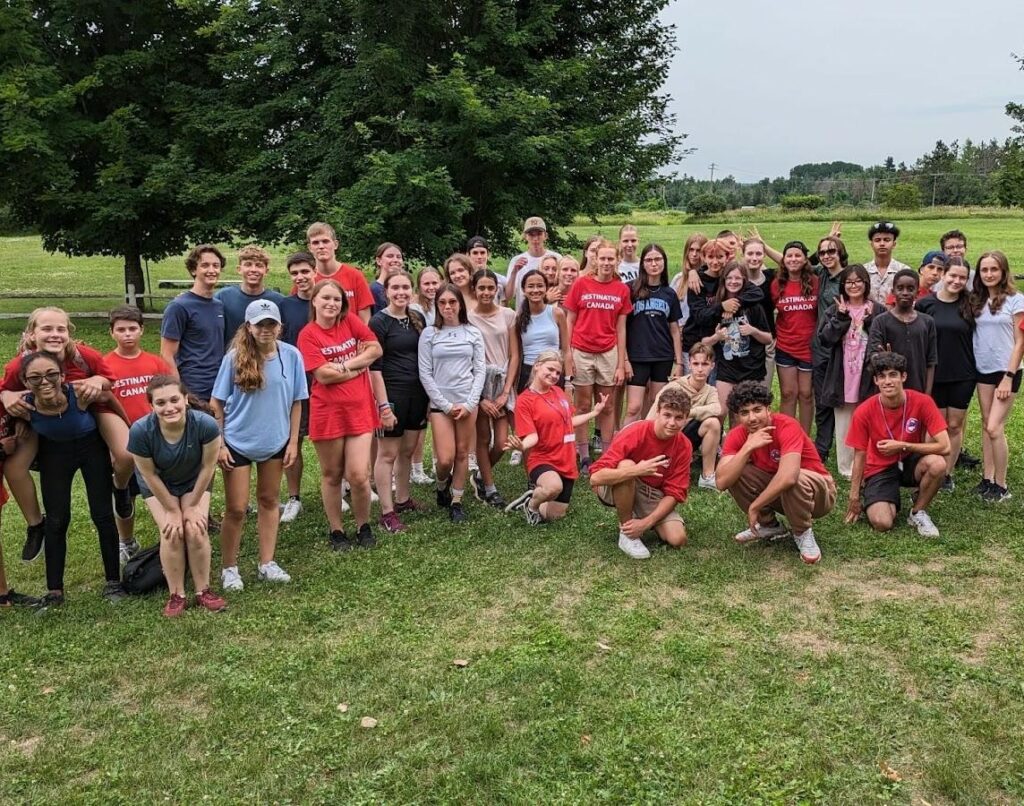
[660,0,1024,181]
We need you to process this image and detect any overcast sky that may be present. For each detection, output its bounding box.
[661,0,1024,180]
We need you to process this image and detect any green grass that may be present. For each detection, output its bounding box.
[2,226,1024,803]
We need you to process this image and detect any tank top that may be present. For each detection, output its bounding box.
[520,305,560,365]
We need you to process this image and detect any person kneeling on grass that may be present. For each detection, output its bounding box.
[588,386,692,560]
[504,351,606,524]
[844,352,949,537]
[716,381,836,564]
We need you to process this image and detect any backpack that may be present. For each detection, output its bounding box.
[121,544,168,595]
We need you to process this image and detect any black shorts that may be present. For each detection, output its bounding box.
[862,454,923,512]
[224,440,287,468]
[528,464,575,504]
[627,359,674,387]
[976,369,1023,393]
[382,386,429,437]
[931,380,975,410]
[682,418,703,451]
[298,397,310,439]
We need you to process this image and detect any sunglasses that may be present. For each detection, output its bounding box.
[24,370,62,387]
[819,248,839,256]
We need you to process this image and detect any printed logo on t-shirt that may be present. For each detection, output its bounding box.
[906,418,919,434]
[769,448,781,463]
[112,374,158,401]
[580,291,624,311]
[321,338,357,360]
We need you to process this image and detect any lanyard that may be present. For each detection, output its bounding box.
[537,389,571,430]
[879,395,908,443]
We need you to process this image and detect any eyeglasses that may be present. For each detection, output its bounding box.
[844,278,865,286]
[24,370,62,387]
[819,248,838,256]
[643,256,664,264]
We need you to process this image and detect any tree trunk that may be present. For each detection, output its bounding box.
[124,243,146,311]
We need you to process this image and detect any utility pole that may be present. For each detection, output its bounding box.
[709,163,717,183]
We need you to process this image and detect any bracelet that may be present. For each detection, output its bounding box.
[377,402,393,410]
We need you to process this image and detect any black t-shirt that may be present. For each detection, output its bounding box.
[279,295,312,347]
[747,268,777,336]
[714,304,770,383]
[866,311,937,393]
[626,285,683,363]
[915,294,975,383]
[369,309,426,390]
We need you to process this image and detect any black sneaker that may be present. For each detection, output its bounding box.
[449,502,466,523]
[940,475,955,493]
[329,530,354,552]
[356,523,377,549]
[38,591,64,608]
[470,469,486,502]
[973,479,994,497]
[112,484,135,519]
[0,589,41,608]
[982,482,1011,503]
[590,434,602,455]
[957,449,981,469]
[22,518,45,563]
[579,457,591,477]
[208,514,222,535]
[485,490,507,509]
[436,478,453,509]
[103,581,128,603]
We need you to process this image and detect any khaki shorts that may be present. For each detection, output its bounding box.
[572,347,618,387]
[596,479,685,526]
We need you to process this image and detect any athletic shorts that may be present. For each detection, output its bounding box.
[682,418,703,451]
[595,479,684,526]
[572,348,618,387]
[931,380,975,410]
[775,347,813,372]
[298,397,310,439]
[976,369,1022,393]
[381,386,429,437]
[627,359,673,387]
[528,464,575,504]
[224,440,287,468]
[862,454,924,512]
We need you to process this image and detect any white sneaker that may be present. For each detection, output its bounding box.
[617,532,651,560]
[734,521,789,544]
[509,450,523,467]
[468,453,479,472]
[221,566,244,591]
[907,509,939,538]
[258,560,292,583]
[698,473,718,491]
[793,528,822,564]
[410,468,434,485]
[280,498,302,523]
[369,488,380,504]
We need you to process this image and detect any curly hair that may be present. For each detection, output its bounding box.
[656,386,691,417]
[869,351,907,376]
[726,380,773,414]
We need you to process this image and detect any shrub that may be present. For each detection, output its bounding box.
[686,193,728,216]
[881,183,922,210]
[780,193,826,210]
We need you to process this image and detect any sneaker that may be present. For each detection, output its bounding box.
[341,497,350,513]
[973,478,994,497]
[37,591,65,608]
[449,502,466,523]
[22,518,45,563]
[504,489,534,514]
[245,503,256,517]
[940,475,955,493]
[907,509,940,538]
[195,588,227,612]
[485,490,507,509]
[280,498,302,523]
[982,482,1012,503]
[734,521,789,544]
[793,529,822,564]
[617,532,651,559]
[207,514,222,535]
[257,560,292,583]
[369,488,380,504]
[698,473,718,491]
[394,498,424,514]
[112,484,135,519]
[119,538,141,565]
[163,593,187,618]
[103,581,128,603]
[509,450,523,467]
[524,505,543,526]
[380,510,407,533]
[468,453,479,472]
[410,468,434,485]
[470,469,486,502]
[957,449,981,469]
[579,456,591,477]
[0,589,42,608]
[329,530,354,552]
[436,478,453,509]
[356,523,377,548]
[221,566,244,591]
[590,434,603,455]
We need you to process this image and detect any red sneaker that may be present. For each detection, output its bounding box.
[195,588,227,612]
[163,593,187,618]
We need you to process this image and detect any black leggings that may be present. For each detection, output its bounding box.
[38,431,120,591]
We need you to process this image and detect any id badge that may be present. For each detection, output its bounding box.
[563,432,575,444]
[897,460,904,473]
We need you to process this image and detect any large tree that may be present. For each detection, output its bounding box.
[0,0,225,302]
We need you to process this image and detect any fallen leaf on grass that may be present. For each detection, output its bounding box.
[360,717,378,729]
[452,659,469,668]
[879,761,902,782]
[336,703,348,713]
[580,735,591,746]
[596,641,611,652]
[41,687,55,695]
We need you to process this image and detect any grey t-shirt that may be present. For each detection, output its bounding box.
[128,409,220,497]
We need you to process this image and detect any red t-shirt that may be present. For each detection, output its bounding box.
[310,264,374,313]
[298,314,379,440]
[771,276,819,362]
[564,275,632,353]
[722,412,831,477]
[104,351,174,424]
[846,390,947,480]
[514,386,578,478]
[590,419,691,503]
[0,399,11,505]
[2,342,112,391]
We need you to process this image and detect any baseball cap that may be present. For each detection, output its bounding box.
[868,221,900,239]
[920,250,949,268]
[523,216,547,234]
[466,236,489,251]
[244,299,282,325]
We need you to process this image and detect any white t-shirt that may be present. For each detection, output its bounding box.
[507,250,561,304]
[973,292,1024,374]
[618,260,640,284]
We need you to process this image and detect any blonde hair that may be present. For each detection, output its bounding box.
[237,245,271,266]
[306,221,337,242]
[531,350,563,376]
[20,307,78,363]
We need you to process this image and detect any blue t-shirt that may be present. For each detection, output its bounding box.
[160,291,226,400]
[214,286,286,343]
[128,409,220,497]
[370,281,388,315]
[211,342,309,462]
[27,386,98,442]
[279,295,312,347]
[626,285,683,363]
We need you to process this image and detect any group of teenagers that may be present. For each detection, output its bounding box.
[0,217,1018,616]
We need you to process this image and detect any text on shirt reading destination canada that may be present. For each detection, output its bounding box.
[581,292,625,310]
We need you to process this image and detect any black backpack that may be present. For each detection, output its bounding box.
[122,545,168,595]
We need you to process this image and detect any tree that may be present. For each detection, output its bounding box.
[0,0,224,304]
[881,183,922,211]
[182,0,683,260]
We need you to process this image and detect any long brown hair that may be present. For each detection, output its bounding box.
[683,232,708,271]
[772,241,815,299]
[310,279,349,327]
[714,263,751,307]
[971,250,1015,316]
[230,320,278,392]
[384,271,424,333]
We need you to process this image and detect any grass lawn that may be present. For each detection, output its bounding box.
[1,222,1024,803]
